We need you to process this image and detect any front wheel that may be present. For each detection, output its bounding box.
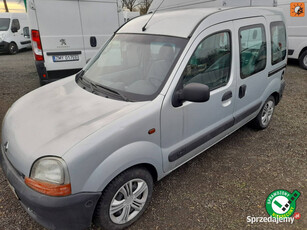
[251,96,275,130]
[8,42,18,55]
[299,50,307,70]
[94,167,153,230]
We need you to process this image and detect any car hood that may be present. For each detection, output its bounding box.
[2,76,147,174]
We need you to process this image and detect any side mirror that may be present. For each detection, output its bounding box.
[172,83,210,107]
[11,27,18,33]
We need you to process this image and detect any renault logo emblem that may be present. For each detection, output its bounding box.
[4,142,9,153]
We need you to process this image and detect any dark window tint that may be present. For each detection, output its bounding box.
[0,18,10,31]
[240,25,266,78]
[270,21,286,65]
[23,27,30,38]
[182,31,231,90]
[11,19,20,31]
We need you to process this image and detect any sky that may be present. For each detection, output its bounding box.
[0,0,26,13]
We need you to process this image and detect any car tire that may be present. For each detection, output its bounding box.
[8,43,18,55]
[251,96,275,130]
[299,50,307,70]
[93,167,153,230]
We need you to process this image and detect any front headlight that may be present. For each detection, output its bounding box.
[31,157,69,184]
[0,34,5,42]
[25,157,71,196]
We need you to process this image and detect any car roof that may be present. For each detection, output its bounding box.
[0,12,26,19]
[118,7,284,38]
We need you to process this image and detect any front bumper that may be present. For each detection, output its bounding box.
[0,145,101,230]
[0,41,9,53]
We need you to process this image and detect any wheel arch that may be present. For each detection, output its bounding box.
[271,91,280,106]
[298,46,307,59]
[79,141,164,193]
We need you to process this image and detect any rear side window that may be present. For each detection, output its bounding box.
[239,25,266,78]
[270,21,286,65]
[23,27,30,38]
[182,31,231,90]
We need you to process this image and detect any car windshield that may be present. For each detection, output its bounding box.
[0,18,10,31]
[80,34,188,101]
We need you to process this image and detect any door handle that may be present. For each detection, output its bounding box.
[239,84,247,99]
[222,91,232,101]
[90,36,97,47]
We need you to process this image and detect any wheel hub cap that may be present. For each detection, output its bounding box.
[109,179,148,224]
[261,100,274,126]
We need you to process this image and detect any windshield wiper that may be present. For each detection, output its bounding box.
[94,83,130,102]
[76,71,130,102]
[76,71,96,93]
[76,70,84,80]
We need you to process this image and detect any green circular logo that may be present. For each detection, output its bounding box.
[266,189,300,218]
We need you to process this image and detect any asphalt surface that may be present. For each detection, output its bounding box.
[0,50,306,230]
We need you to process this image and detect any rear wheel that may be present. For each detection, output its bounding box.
[299,50,307,70]
[251,96,275,130]
[94,167,153,230]
[8,43,18,55]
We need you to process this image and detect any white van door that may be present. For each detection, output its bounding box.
[233,18,269,126]
[18,16,31,49]
[78,0,121,62]
[34,0,86,71]
[161,21,236,172]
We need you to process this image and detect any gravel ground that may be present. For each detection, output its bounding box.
[0,51,306,230]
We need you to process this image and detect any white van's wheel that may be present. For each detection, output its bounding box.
[251,96,275,130]
[299,50,307,70]
[94,167,153,230]
[8,43,18,55]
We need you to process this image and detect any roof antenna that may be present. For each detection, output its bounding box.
[142,0,166,32]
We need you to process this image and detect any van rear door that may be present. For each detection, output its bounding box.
[34,0,86,71]
[78,0,121,62]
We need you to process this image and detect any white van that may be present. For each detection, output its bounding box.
[27,0,125,85]
[123,10,140,23]
[1,6,286,230]
[149,0,307,69]
[0,13,31,54]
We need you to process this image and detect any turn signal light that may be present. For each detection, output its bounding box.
[25,177,71,196]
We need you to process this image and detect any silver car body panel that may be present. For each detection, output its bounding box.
[2,76,149,177]
[1,7,286,195]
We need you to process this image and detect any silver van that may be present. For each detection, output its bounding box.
[1,7,286,230]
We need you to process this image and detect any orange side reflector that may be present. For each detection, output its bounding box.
[25,177,71,197]
[148,128,156,135]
